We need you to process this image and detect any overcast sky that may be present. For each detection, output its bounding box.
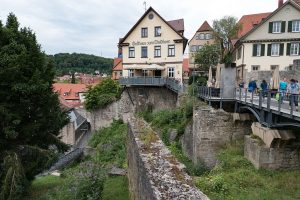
[1,0,278,58]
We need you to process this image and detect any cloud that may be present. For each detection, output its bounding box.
[0,0,277,58]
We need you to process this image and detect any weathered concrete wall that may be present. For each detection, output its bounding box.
[182,105,252,169]
[77,87,178,132]
[244,135,300,170]
[221,65,236,98]
[127,117,209,200]
[59,122,75,145]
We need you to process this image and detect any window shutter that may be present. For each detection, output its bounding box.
[267,44,272,56]
[279,43,284,56]
[252,44,257,56]
[288,21,292,32]
[269,22,273,33]
[281,21,286,33]
[261,44,265,56]
[298,43,300,55]
[287,43,291,55]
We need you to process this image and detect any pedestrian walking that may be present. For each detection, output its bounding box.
[287,79,299,111]
[260,79,268,100]
[279,77,288,104]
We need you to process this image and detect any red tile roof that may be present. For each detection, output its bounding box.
[197,21,213,32]
[182,58,189,72]
[113,58,123,71]
[292,0,300,5]
[237,12,271,38]
[167,19,184,32]
[53,83,87,101]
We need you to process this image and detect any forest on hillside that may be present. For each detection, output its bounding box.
[48,53,113,76]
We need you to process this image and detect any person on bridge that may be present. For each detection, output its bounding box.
[260,79,268,99]
[248,78,257,93]
[287,79,299,111]
[279,77,288,104]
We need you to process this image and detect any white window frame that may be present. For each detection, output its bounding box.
[199,33,205,40]
[129,47,135,58]
[167,67,175,78]
[168,45,175,56]
[141,27,148,38]
[142,70,148,77]
[154,45,161,57]
[271,43,280,56]
[272,21,281,33]
[129,69,134,77]
[197,45,203,51]
[290,43,299,56]
[256,44,261,56]
[191,45,197,52]
[292,20,300,32]
[155,26,161,37]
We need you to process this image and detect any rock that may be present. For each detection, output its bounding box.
[168,128,178,142]
[109,166,127,176]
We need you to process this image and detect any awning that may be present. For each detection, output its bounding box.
[123,64,142,70]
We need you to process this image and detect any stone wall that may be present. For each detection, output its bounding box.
[77,87,178,132]
[59,122,75,145]
[127,117,209,200]
[182,105,252,169]
[244,135,300,170]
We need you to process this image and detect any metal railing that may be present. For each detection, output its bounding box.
[236,88,299,116]
[119,76,186,94]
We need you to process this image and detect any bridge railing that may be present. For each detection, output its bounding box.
[119,76,186,94]
[236,88,299,116]
[197,86,223,99]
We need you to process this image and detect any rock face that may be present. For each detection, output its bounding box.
[77,87,178,132]
[127,117,209,200]
[182,105,252,169]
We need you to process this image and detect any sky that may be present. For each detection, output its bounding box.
[0,0,278,58]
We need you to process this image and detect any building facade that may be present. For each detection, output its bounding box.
[188,21,215,69]
[118,7,187,83]
[235,0,300,80]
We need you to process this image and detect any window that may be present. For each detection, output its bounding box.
[141,46,148,58]
[141,28,148,38]
[290,43,299,55]
[119,71,122,77]
[197,45,203,51]
[270,65,278,70]
[155,26,161,37]
[252,44,265,56]
[251,65,260,71]
[199,33,205,40]
[168,45,175,56]
[237,47,242,59]
[168,67,175,78]
[142,70,148,77]
[271,43,280,56]
[272,21,281,33]
[129,47,135,58]
[154,45,161,57]
[129,69,134,77]
[292,20,300,32]
[191,45,197,52]
[205,33,211,40]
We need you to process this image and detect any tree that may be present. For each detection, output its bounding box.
[0,13,69,199]
[194,44,220,72]
[213,16,241,64]
[85,79,121,110]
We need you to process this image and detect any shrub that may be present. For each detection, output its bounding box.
[85,79,121,110]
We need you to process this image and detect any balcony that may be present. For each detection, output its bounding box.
[119,76,186,93]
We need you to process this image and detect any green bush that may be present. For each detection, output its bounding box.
[85,79,121,110]
[89,119,127,168]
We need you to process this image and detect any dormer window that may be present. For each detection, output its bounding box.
[155,26,161,37]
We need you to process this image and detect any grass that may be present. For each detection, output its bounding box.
[196,142,300,200]
[24,175,62,200]
[102,176,130,200]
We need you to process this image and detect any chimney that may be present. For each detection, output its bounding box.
[278,0,284,8]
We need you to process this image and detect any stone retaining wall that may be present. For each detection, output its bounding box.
[182,105,252,169]
[127,117,209,200]
[77,87,178,132]
[244,135,300,170]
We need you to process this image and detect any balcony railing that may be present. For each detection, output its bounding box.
[119,76,186,93]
